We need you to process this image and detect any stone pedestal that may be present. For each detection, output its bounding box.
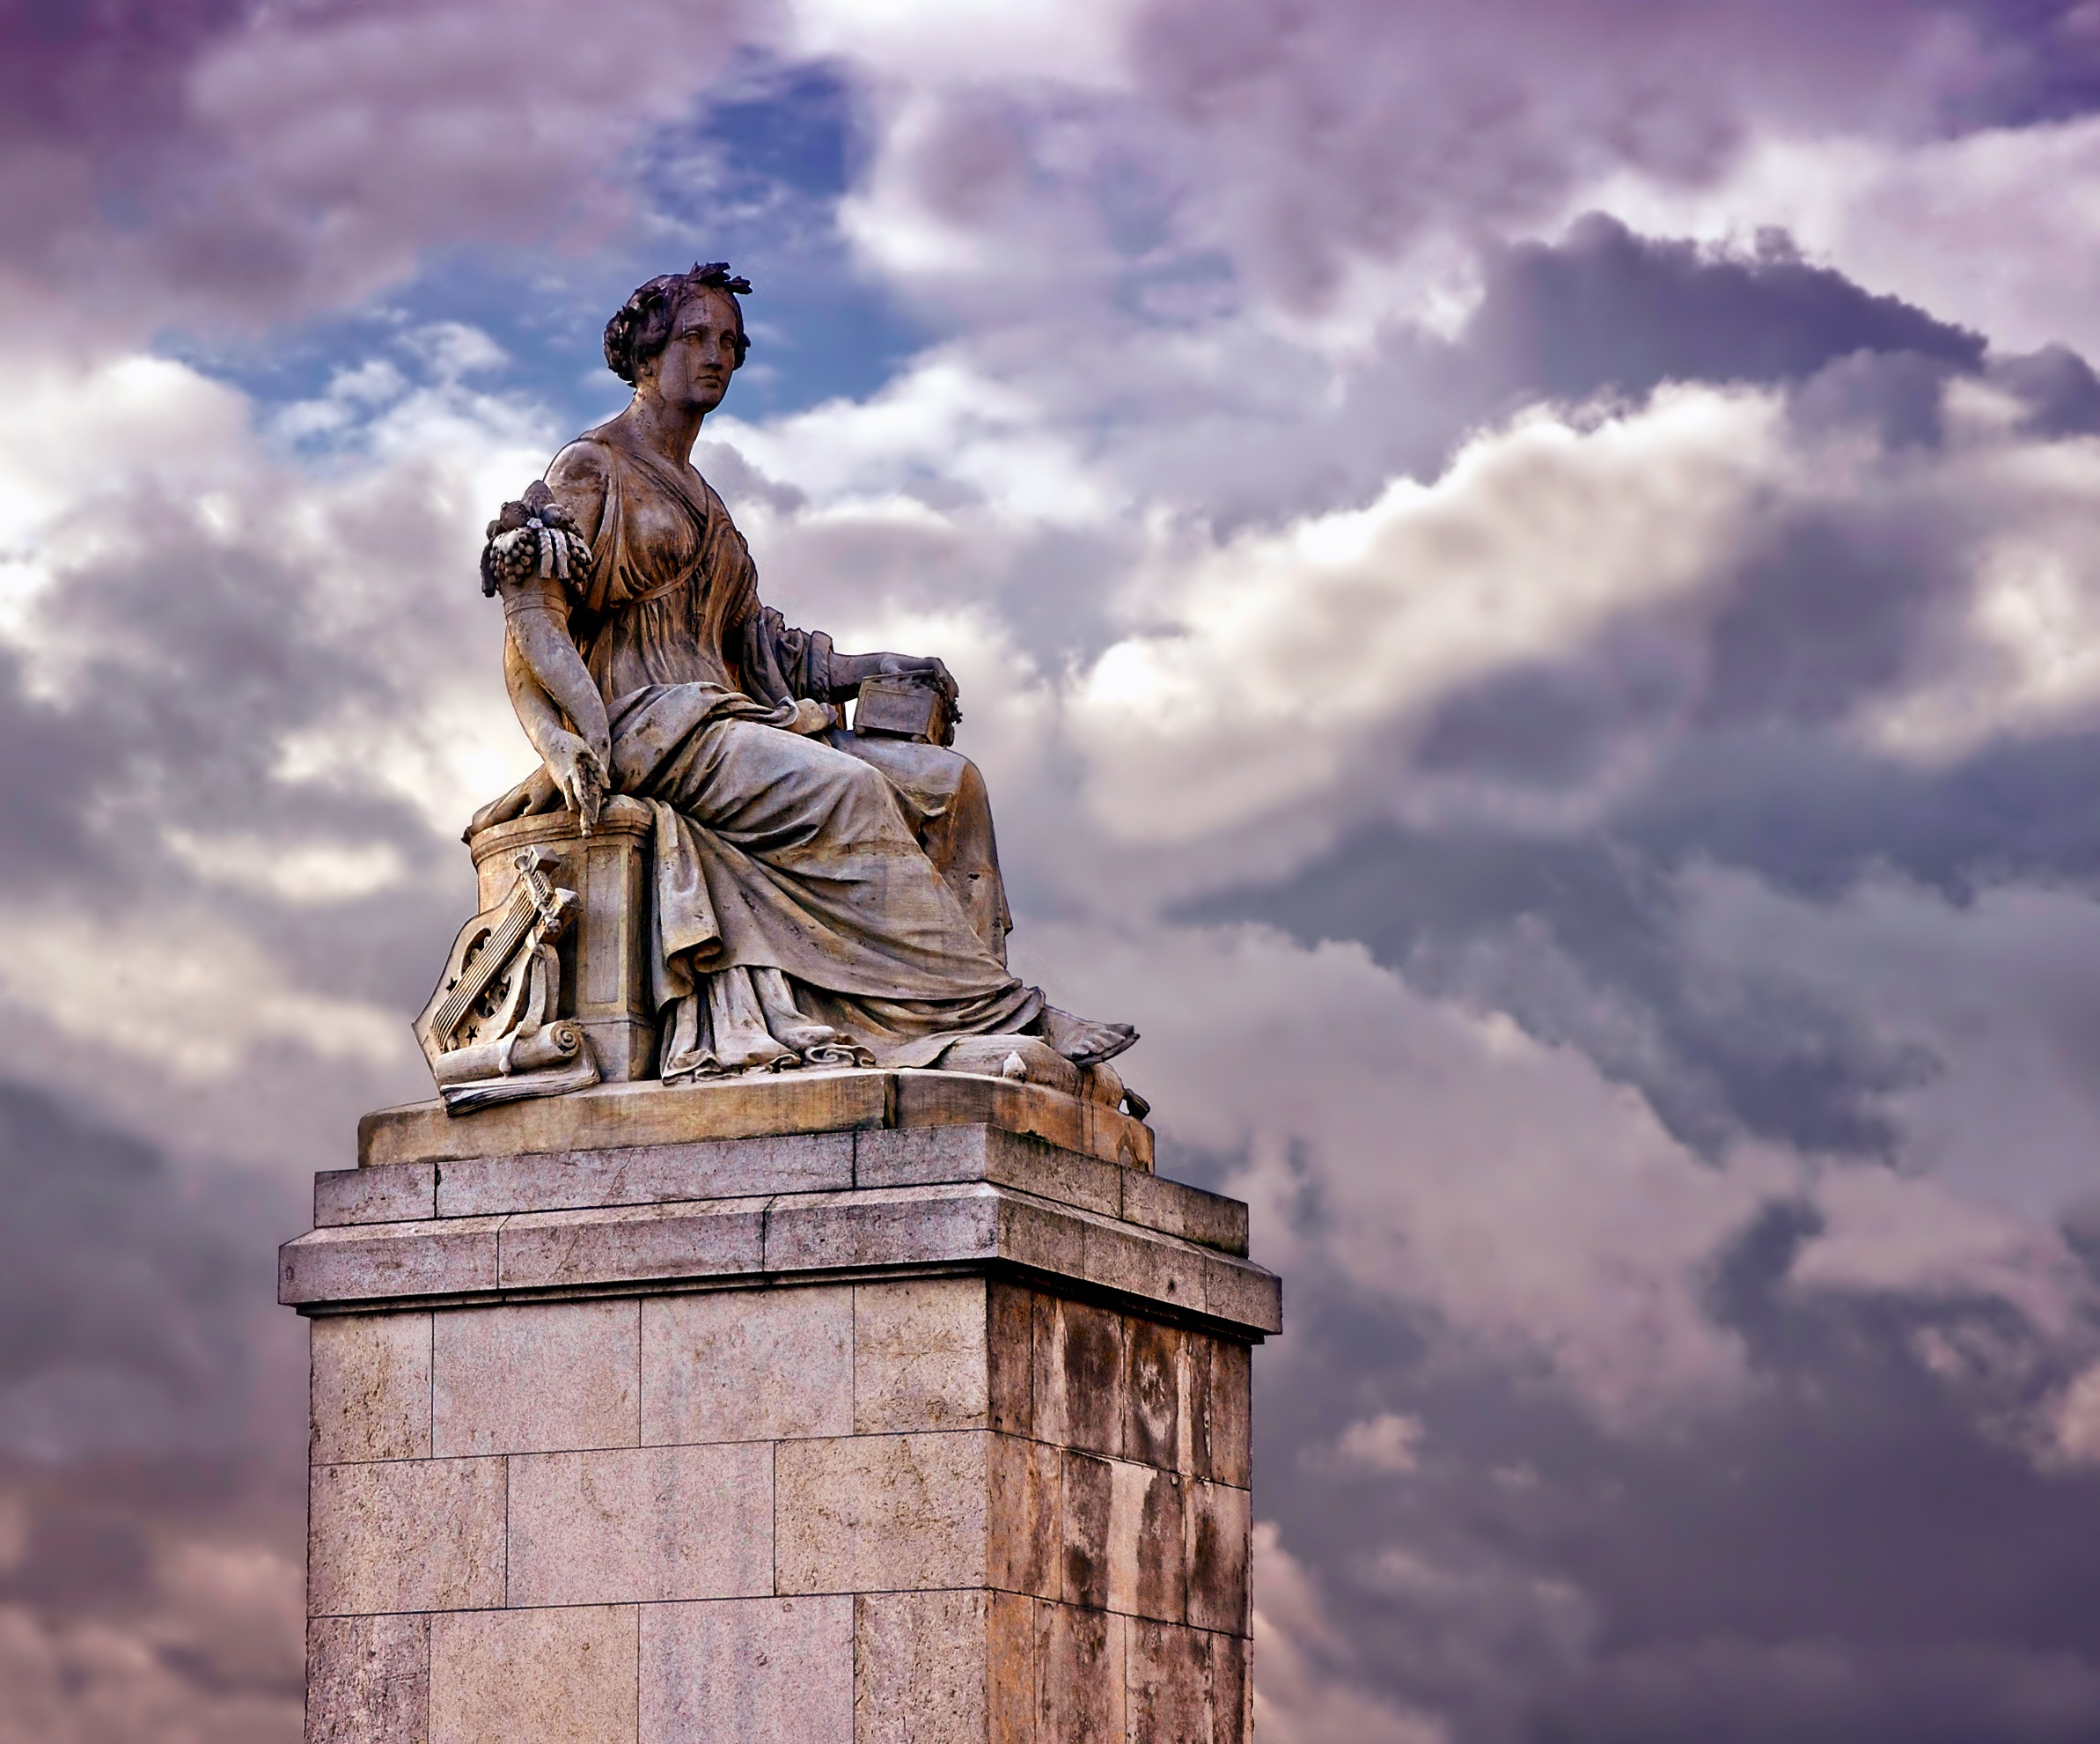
[281,1071,1280,1743]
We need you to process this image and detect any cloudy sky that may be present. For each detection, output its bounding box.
[11,1,2100,1739]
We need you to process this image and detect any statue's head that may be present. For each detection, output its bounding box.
[604,263,752,415]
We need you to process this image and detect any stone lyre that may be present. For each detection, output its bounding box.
[413,846,597,1109]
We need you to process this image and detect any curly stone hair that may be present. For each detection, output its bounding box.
[602,262,753,385]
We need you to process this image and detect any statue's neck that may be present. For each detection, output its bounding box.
[613,395,702,472]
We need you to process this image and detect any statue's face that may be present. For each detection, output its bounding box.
[642,287,742,416]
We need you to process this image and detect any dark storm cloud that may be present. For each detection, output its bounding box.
[1188,225,2100,1167]
[1465,215,1984,411]
[1124,213,2005,535]
[0,0,749,330]
[0,1075,295,1464]
[1255,1218,2100,1744]
[1189,821,1937,1160]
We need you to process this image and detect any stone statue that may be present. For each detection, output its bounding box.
[416,263,1140,1111]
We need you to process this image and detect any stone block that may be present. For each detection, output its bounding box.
[855,1125,1122,1219]
[987,1283,1033,1437]
[428,1605,637,1744]
[1078,1217,1207,1323]
[1201,1254,1283,1337]
[642,1285,852,1446]
[987,1435,1060,1601]
[280,1218,502,1308]
[316,1165,437,1228]
[508,1442,773,1605]
[1185,1482,1251,1637]
[1108,1461,1186,1624]
[1193,1339,1252,1489]
[1122,1319,1187,1474]
[361,1073,894,1168]
[1209,1630,1251,1744]
[855,1278,989,1433]
[855,1590,987,1744]
[642,1594,852,1743]
[1032,1298,1123,1459]
[1058,1453,1112,1612]
[496,1198,765,1291]
[775,1431,988,1593]
[763,1182,1001,1274]
[306,1614,430,1744]
[311,1313,431,1465]
[1127,1621,1247,1744]
[308,1458,505,1615]
[985,1592,1035,1744]
[1034,1601,1127,1744]
[436,1132,852,1218]
[1119,1172,1247,1257]
[432,1299,638,1457]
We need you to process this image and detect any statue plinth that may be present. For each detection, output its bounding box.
[283,1073,1278,1742]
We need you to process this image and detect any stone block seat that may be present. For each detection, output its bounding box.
[282,1061,1281,1743]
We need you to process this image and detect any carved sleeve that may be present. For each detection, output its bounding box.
[738,606,836,709]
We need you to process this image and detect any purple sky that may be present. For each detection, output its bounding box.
[9,3,2100,1740]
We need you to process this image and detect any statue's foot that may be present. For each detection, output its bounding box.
[773,1021,842,1054]
[1035,1005,1138,1068]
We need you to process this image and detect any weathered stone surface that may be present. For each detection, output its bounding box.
[508,1442,773,1605]
[643,1594,853,1743]
[762,1181,1001,1274]
[1059,1453,1112,1612]
[1077,1213,1207,1324]
[306,1614,430,1744]
[1119,1171,1248,1257]
[286,1143,1281,1344]
[987,1436,1061,1601]
[855,1278,989,1433]
[1185,1481,1252,1637]
[889,1071,1151,1173]
[987,1283,1034,1438]
[281,1218,502,1307]
[1122,1318,1187,1474]
[438,1132,853,1218]
[1127,1621,1248,1744]
[855,1590,987,1744]
[428,1606,637,1744]
[1033,1299,1123,1459]
[1193,1338,1252,1489]
[855,1125,1121,1219]
[431,1299,638,1456]
[363,1072,894,1168]
[1035,1601,1127,1744]
[497,1197,765,1290]
[1201,1252,1283,1337]
[311,1313,430,1465]
[775,1431,988,1593]
[317,1164,436,1228]
[309,1458,505,1615]
[642,1284,852,1445]
[985,1592,1035,1744]
[1109,1461,1186,1624]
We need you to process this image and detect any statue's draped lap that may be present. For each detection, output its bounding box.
[538,428,1040,1076]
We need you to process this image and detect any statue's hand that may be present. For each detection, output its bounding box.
[877,653,959,713]
[787,699,833,736]
[544,730,608,834]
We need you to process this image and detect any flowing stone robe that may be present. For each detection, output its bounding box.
[533,425,1041,1077]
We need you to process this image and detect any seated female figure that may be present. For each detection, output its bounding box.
[469,263,1134,1078]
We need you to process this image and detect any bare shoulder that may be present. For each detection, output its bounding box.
[547,437,613,493]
